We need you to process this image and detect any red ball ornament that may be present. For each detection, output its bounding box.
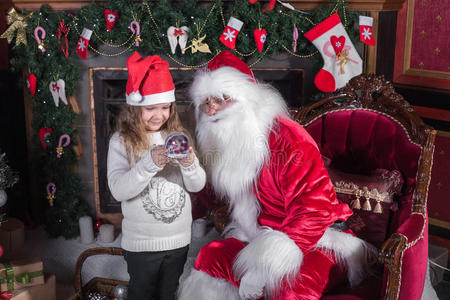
[94,219,104,233]
[0,245,3,257]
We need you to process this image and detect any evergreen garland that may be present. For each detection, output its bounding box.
[7,0,360,238]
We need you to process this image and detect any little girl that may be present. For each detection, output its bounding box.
[107,52,206,300]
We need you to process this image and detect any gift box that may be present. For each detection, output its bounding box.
[12,274,55,300]
[0,218,24,258]
[0,258,44,291]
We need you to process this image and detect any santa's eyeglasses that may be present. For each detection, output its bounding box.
[198,95,232,113]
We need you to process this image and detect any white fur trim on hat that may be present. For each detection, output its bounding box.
[190,66,255,107]
[126,89,175,106]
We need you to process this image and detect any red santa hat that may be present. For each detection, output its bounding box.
[190,51,257,108]
[126,51,175,106]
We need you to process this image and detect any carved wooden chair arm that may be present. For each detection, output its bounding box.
[378,233,408,300]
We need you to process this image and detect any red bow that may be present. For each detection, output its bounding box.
[174,28,183,36]
[52,83,59,91]
[0,291,13,300]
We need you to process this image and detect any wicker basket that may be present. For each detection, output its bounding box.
[69,247,128,300]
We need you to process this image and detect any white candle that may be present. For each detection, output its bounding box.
[99,224,115,243]
[79,216,94,244]
[192,218,207,238]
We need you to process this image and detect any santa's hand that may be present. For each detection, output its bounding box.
[239,272,264,300]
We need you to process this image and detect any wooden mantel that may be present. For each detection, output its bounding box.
[12,0,406,11]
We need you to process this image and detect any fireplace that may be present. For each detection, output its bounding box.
[89,65,304,224]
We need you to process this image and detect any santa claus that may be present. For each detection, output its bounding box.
[178,51,375,300]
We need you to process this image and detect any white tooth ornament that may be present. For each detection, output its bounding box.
[167,26,190,55]
[49,79,68,107]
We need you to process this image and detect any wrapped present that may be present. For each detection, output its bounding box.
[0,258,44,291]
[12,274,55,300]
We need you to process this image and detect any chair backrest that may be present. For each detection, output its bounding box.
[293,74,435,216]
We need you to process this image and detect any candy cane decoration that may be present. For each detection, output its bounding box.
[130,21,142,46]
[34,26,46,52]
[56,134,71,158]
[292,26,298,52]
[46,182,56,207]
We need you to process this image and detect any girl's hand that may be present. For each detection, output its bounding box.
[151,145,170,168]
[178,147,195,168]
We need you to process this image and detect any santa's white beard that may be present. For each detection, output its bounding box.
[196,102,274,240]
[196,102,270,201]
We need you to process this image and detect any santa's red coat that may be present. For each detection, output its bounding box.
[195,117,354,299]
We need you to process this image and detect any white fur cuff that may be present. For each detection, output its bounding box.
[233,229,302,297]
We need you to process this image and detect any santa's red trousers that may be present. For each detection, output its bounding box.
[194,238,346,300]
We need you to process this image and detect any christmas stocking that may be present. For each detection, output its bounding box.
[104,10,119,32]
[359,16,376,46]
[220,16,243,50]
[76,28,92,59]
[305,13,362,92]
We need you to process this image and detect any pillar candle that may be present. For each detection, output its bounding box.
[99,224,115,243]
[192,218,207,238]
[79,216,94,244]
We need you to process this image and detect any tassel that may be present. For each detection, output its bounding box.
[373,202,383,214]
[362,198,372,211]
[351,196,361,210]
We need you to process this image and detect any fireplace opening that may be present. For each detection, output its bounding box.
[90,67,304,216]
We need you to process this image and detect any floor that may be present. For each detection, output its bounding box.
[5,225,446,300]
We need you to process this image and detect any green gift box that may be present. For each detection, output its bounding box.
[0,258,44,291]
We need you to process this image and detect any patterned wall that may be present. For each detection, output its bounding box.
[410,0,449,73]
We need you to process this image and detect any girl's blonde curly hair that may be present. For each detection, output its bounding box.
[117,103,192,163]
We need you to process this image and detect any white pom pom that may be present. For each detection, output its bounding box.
[127,91,142,103]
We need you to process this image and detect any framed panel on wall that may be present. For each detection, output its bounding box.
[393,0,450,90]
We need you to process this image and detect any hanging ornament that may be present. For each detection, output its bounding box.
[183,34,211,54]
[104,9,119,32]
[76,28,92,59]
[0,8,31,46]
[167,26,190,54]
[56,134,71,158]
[304,13,362,92]
[248,0,276,13]
[57,20,70,58]
[39,127,53,149]
[46,182,56,207]
[292,26,298,52]
[49,79,68,107]
[220,16,243,50]
[359,16,376,46]
[26,73,37,97]
[34,26,46,53]
[129,21,142,46]
[253,28,267,53]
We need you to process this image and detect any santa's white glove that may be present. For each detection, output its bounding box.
[239,272,265,300]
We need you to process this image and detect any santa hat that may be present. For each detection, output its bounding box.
[126,51,175,106]
[190,51,256,107]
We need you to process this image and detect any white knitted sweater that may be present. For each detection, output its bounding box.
[107,131,206,252]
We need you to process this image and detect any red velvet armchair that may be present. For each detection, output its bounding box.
[292,74,436,300]
[206,74,436,300]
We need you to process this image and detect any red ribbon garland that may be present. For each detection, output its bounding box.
[57,20,70,58]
